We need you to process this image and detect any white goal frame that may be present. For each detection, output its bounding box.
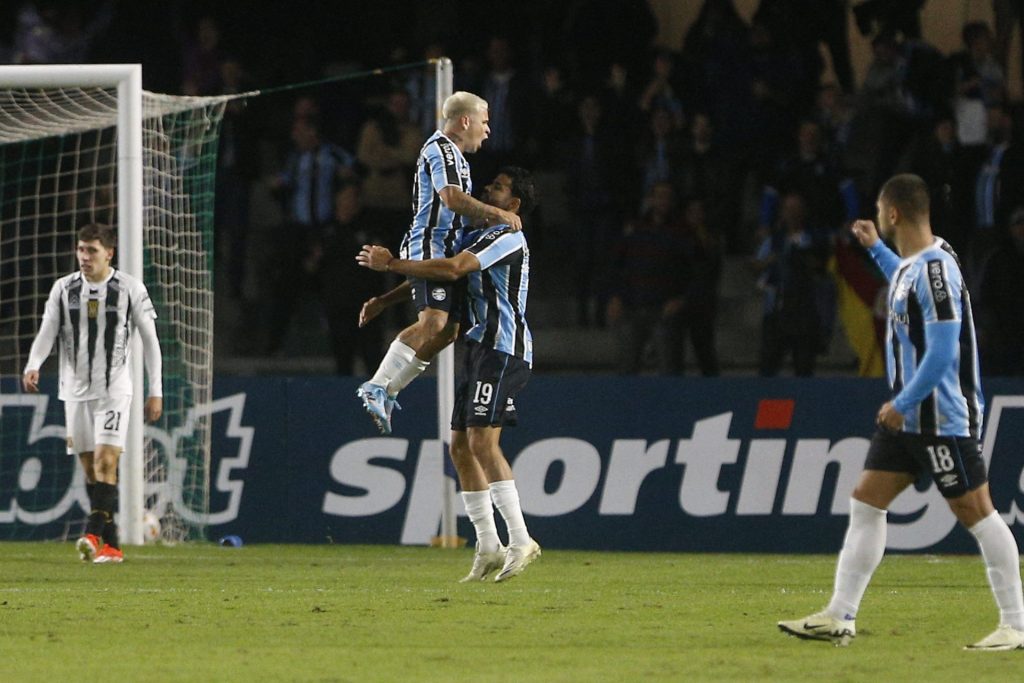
[0,64,146,545]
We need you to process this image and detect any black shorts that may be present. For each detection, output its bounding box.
[864,428,988,498]
[451,340,531,431]
[408,276,465,318]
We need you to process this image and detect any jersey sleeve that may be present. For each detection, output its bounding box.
[23,279,63,373]
[427,139,463,192]
[465,229,522,270]
[914,255,961,324]
[130,279,158,324]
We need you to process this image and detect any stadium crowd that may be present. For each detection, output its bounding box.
[5,0,1024,377]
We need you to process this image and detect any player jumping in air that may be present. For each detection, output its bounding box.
[23,224,163,564]
[356,91,521,435]
[358,167,541,582]
[778,174,1024,650]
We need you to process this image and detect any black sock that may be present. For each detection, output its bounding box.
[102,488,120,550]
[86,482,117,540]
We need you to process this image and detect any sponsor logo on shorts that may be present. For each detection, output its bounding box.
[431,287,446,302]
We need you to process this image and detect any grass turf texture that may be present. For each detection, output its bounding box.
[0,544,1021,682]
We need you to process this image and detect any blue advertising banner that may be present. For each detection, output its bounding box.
[5,376,1024,553]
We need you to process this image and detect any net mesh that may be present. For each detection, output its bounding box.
[0,84,228,542]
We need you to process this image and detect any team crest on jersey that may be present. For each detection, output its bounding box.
[87,300,99,318]
[431,287,447,302]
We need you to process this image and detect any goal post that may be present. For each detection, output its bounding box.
[0,64,227,544]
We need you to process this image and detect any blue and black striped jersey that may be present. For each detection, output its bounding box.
[462,225,532,366]
[871,237,984,438]
[400,130,471,261]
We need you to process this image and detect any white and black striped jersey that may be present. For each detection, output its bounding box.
[24,269,163,402]
[399,130,472,262]
[462,225,532,366]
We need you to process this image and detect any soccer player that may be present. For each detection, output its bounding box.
[358,167,541,582]
[356,91,522,435]
[22,224,163,564]
[778,174,1024,650]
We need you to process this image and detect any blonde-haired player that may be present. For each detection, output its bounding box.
[357,91,521,434]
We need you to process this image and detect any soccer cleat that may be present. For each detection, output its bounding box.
[778,610,856,646]
[76,534,100,562]
[494,538,541,582]
[965,625,1024,651]
[459,544,507,583]
[356,382,400,435]
[92,545,124,564]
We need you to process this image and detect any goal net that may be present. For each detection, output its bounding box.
[0,66,228,543]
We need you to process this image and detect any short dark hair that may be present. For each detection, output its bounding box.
[497,165,537,216]
[77,223,116,249]
[880,173,930,219]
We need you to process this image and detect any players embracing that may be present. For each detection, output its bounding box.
[358,166,540,582]
[356,91,521,435]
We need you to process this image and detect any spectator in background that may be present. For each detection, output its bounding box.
[12,0,112,64]
[527,64,577,169]
[948,22,1006,109]
[977,206,1024,376]
[678,197,722,376]
[565,94,624,328]
[852,0,925,40]
[812,83,854,159]
[356,89,421,247]
[638,49,686,130]
[262,111,357,354]
[475,36,530,184]
[678,112,737,251]
[405,41,446,137]
[753,192,830,377]
[606,182,690,375]
[215,57,261,301]
[759,120,859,246]
[993,0,1024,87]
[181,15,222,95]
[317,183,385,375]
[897,110,979,251]
[973,102,1024,263]
[636,106,686,200]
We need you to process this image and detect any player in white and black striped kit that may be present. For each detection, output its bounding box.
[356,91,522,435]
[22,224,163,564]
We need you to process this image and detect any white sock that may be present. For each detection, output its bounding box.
[969,510,1024,631]
[489,480,531,547]
[827,498,887,620]
[370,340,416,393]
[461,490,500,553]
[387,355,429,396]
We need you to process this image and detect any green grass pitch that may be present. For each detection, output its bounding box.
[0,543,1021,681]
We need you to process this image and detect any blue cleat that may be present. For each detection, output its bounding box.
[357,382,400,435]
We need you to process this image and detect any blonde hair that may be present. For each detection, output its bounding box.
[442,91,488,121]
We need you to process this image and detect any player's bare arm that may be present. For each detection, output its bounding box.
[145,397,163,423]
[438,186,522,232]
[357,245,480,281]
[22,370,40,393]
[850,219,880,248]
[359,281,412,328]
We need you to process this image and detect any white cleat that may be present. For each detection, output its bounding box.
[494,538,541,583]
[459,544,507,583]
[965,625,1024,651]
[778,610,856,646]
[76,534,99,562]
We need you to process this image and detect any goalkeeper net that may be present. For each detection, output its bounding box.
[0,70,229,543]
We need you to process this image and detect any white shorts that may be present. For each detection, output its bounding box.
[64,395,133,454]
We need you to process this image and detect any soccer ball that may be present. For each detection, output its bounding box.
[142,511,161,544]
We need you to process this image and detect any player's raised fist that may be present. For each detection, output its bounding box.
[850,219,879,248]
